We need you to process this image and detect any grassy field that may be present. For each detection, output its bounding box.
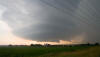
[0,46,100,57]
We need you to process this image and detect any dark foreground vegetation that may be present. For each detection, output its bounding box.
[0,44,100,57]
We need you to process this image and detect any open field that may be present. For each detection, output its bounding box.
[0,46,100,57]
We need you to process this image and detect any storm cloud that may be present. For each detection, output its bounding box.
[0,0,100,43]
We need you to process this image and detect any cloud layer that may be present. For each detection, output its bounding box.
[0,0,100,43]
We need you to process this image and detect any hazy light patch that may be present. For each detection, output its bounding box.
[0,5,6,18]
[0,20,12,36]
[70,33,86,44]
[25,39,83,45]
[0,20,29,45]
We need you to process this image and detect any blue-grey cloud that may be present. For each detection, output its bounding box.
[0,0,100,43]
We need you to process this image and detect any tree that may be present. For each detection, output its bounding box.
[95,42,99,46]
[8,44,12,46]
[30,44,34,46]
[87,42,90,46]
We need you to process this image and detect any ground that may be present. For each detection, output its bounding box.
[0,46,100,57]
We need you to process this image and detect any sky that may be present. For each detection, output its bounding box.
[0,0,100,45]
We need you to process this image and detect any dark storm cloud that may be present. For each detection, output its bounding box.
[0,0,100,43]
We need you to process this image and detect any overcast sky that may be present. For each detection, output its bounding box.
[0,0,100,45]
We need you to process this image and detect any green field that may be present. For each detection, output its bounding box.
[0,46,100,57]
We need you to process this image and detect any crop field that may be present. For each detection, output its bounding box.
[0,46,100,57]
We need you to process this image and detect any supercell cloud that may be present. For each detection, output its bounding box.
[0,0,100,43]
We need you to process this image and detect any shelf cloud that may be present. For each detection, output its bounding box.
[0,0,100,43]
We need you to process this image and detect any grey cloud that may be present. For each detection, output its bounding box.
[0,0,100,43]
